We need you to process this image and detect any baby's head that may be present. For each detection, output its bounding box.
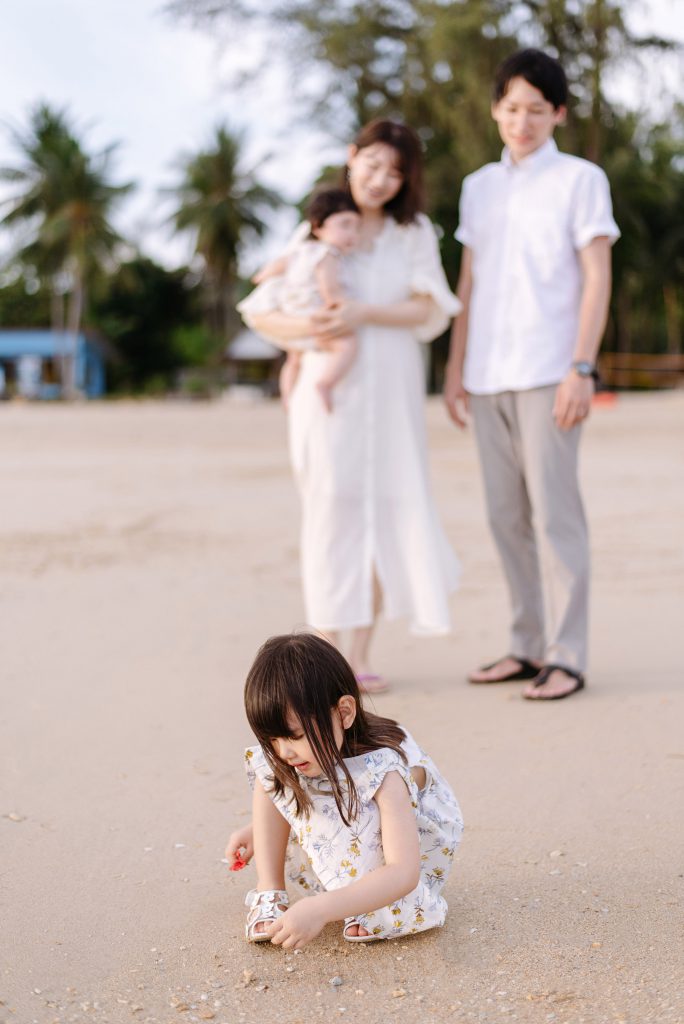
[306,188,361,254]
[244,632,403,825]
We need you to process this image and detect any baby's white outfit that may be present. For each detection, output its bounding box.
[245,728,463,939]
[243,238,347,352]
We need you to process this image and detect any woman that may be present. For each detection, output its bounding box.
[239,120,461,691]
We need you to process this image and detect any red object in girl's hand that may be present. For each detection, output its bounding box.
[229,857,246,871]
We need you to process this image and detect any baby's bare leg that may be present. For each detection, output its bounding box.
[279,352,301,410]
[316,336,357,412]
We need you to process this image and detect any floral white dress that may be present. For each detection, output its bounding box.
[238,214,462,635]
[244,728,463,939]
[278,238,351,351]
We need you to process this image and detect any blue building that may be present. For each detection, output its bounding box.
[0,329,108,398]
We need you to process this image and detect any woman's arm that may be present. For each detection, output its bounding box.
[267,772,420,949]
[248,310,318,347]
[312,295,432,340]
[364,294,433,328]
[315,254,429,328]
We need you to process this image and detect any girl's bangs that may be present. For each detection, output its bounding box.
[246,673,296,747]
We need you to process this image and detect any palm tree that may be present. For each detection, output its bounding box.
[167,125,281,339]
[0,103,133,396]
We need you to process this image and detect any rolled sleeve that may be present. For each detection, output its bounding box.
[572,166,620,251]
[454,177,475,248]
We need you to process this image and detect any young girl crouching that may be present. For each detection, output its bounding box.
[226,633,463,949]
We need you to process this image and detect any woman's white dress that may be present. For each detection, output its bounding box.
[238,213,461,634]
[244,728,464,939]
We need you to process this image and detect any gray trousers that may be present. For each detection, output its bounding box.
[470,386,589,673]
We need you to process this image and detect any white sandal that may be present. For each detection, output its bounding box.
[343,917,383,943]
[244,888,289,942]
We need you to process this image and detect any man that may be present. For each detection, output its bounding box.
[445,48,620,700]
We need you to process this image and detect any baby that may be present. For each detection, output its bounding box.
[257,188,361,411]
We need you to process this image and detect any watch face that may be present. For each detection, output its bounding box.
[573,361,593,377]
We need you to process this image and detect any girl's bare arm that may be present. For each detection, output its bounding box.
[267,772,420,948]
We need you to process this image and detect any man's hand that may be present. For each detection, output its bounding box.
[267,897,329,950]
[225,823,254,870]
[553,372,594,431]
[444,361,469,428]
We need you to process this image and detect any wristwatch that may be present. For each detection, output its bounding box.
[572,360,599,382]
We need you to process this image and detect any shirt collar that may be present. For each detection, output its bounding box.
[501,137,558,172]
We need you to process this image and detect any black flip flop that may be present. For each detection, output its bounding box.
[523,663,585,701]
[468,656,541,684]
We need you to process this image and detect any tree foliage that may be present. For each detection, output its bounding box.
[0,103,133,393]
[0,111,280,393]
[89,256,207,392]
[166,125,282,339]
[168,0,684,356]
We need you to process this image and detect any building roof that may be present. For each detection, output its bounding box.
[0,329,94,358]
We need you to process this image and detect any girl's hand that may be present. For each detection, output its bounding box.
[225,823,254,871]
[267,897,329,950]
[312,301,365,340]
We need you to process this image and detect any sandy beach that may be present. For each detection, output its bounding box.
[2,392,683,1024]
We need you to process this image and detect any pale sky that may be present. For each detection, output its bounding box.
[1,0,682,273]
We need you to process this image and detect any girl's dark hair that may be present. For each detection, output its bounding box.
[494,49,568,110]
[244,633,406,827]
[343,119,424,225]
[306,188,358,231]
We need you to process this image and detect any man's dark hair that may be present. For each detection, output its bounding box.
[494,49,568,110]
[306,188,358,231]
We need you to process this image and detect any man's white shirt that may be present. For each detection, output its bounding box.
[456,138,620,395]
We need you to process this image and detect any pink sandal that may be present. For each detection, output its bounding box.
[355,673,390,694]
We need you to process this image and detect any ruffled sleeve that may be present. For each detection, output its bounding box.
[244,745,273,792]
[236,279,285,339]
[409,213,462,343]
[352,747,420,807]
[235,222,311,342]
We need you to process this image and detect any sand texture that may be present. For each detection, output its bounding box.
[1,393,683,1024]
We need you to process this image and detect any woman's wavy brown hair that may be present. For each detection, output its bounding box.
[244,633,406,827]
[343,118,425,225]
